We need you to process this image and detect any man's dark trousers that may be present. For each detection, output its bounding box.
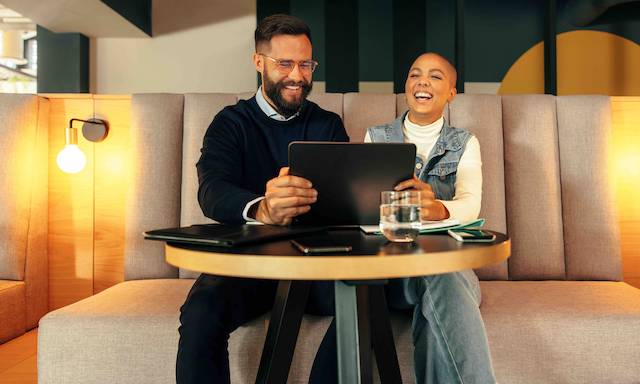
[176,274,338,383]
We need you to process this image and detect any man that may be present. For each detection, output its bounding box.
[176,14,348,383]
[317,53,495,383]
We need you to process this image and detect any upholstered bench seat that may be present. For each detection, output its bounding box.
[38,93,640,383]
[0,280,27,342]
[0,94,48,343]
[38,279,266,384]
[38,279,640,383]
[481,281,640,383]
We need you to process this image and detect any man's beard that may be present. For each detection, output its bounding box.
[263,68,313,118]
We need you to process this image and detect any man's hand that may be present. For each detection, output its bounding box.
[395,177,450,221]
[256,167,317,226]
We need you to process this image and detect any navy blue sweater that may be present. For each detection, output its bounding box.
[196,96,349,224]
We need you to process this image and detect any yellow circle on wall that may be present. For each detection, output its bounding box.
[499,30,640,96]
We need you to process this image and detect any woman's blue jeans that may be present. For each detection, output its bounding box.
[313,270,496,383]
[385,270,496,383]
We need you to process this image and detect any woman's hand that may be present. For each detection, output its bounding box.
[394,177,450,221]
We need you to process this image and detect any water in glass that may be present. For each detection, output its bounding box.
[380,190,421,242]
[379,203,421,242]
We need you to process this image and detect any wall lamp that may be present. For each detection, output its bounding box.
[56,118,109,174]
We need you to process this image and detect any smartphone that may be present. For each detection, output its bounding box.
[291,237,353,254]
[447,228,496,243]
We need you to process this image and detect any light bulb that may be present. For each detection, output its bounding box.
[56,144,86,174]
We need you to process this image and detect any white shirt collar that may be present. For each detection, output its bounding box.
[403,115,444,142]
[255,86,299,121]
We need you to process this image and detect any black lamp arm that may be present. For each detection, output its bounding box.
[69,118,107,128]
[67,118,109,143]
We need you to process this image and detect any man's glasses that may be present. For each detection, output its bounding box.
[260,54,319,74]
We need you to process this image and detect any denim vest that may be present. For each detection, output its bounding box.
[367,111,472,200]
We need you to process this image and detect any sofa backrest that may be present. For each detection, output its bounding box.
[124,93,621,282]
[0,94,49,327]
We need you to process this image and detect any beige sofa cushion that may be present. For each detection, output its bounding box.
[0,280,26,343]
[179,94,239,278]
[129,93,621,282]
[181,93,237,228]
[502,95,566,279]
[343,93,396,141]
[38,279,269,384]
[0,94,48,332]
[37,278,413,383]
[556,96,621,280]
[308,92,344,119]
[482,281,640,383]
[448,94,508,280]
[38,280,195,384]
[0,95,41,280]
[125,94,184,280]
[25,96,49,329]
[38,279,640,384]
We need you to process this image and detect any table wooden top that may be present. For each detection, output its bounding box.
[165,229,510,280]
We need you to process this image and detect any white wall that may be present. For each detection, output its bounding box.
[90,0,257,94]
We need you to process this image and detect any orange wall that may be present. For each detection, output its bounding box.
[45,95,640,309]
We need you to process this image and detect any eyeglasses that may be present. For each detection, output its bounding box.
[260,54,319,74]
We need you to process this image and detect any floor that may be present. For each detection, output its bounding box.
[0,329,38,384]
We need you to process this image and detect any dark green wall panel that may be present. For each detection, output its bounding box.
[257,0,290,24]
[545,0,557,95]
[455,0,465,92]
[393,0,426,93]
[100,0,151,36]
[558,0,640,44]
[256,0,639,91]
[291,0,326,81]
[325,0,359,92]
[426,0,456,67]
[358,0,393,81]
[37,26,89,93]
[465,0,544,83]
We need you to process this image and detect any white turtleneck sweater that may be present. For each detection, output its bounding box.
[364,115,482,222]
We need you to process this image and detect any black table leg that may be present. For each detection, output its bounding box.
[257,280,401,384]
[255,280,311,384]
[370,285,402,383]
[335,281,374,384]
[357,285,374,383]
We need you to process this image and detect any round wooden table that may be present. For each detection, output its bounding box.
[165,229,510,384]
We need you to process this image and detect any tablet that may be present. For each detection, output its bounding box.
[144,224,326,247]
[289,142,416,225]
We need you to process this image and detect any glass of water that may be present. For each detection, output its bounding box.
[379,190,421,242]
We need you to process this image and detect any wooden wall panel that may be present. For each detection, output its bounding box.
[47,95,95,310]
[93,96,130,293]
[47,95,131,306]
[612,97,640,289]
